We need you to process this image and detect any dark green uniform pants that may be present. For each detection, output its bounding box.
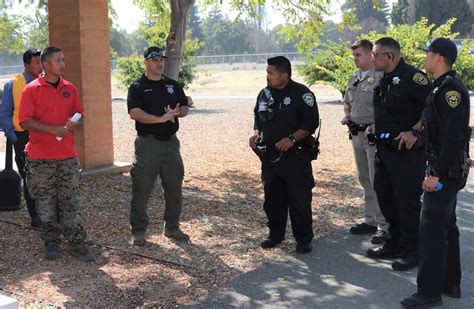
[130,134,184,234]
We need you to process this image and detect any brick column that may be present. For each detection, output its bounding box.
[48,0,114,169]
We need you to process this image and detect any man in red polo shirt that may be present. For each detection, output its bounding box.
[19,46,94,262]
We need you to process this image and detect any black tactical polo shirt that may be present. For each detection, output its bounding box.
[254,79,319,146]
[127,74,188,138]
[373,58,432,136]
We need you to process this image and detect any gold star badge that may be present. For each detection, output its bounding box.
[413,72,428,85]
[445,91,461,108]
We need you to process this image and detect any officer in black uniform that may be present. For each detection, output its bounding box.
[401,38,470,308]
[249,56,319,254]
[127,46,190,246]
[366,37,432,271]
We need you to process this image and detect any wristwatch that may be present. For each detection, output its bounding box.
[410,127,421,137]
[288,134,297,144]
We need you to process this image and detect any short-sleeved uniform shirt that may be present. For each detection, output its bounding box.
[254,79,319,147]
[344,68,383,125]
[19,75,84,159]
[373,58,432,136]
[423,70,470,179]
[127,74,188,138]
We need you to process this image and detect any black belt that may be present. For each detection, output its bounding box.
[137,132,172,141]
[348,121,371,135]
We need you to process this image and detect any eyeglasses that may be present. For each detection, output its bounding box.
[372,52,392,59]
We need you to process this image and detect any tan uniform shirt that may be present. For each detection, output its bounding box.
[343,68,383,125]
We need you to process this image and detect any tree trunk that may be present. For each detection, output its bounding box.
[165,0,195,80]
[407,0,417,24]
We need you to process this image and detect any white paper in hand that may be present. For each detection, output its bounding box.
[56,112,82,141]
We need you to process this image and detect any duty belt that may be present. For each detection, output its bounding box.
[375,134,419,151]
[348,121,370,136]
[137,132,172,141]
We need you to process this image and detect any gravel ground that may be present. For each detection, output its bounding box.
[0,69,434,307]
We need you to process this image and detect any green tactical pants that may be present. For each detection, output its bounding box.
[130,134,184,234]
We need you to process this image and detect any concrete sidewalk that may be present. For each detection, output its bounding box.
[185,174,474,308]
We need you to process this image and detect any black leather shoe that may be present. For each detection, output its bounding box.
[401,293,442,308]
[31,217,41,228]
[296,242,312,254]
[442,285,461,299]
[350,223,377,235]
[370,230,389,245]
[367,246,401,259]
[260,238,282,249]
[44,244,59,260]
[392,255,419,271]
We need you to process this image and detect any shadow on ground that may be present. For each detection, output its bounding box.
[0,166,365,307]
[184,174,474,309]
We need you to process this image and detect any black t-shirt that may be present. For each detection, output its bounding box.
[423,70,470,179]
[46,79,60,89]
[254,79,319,146]
[127,74,188,137]
[373,58,432,136]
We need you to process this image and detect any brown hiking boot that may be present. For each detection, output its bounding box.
[131,232,147,247]
[69,243,95,262]
[164,227,189,242]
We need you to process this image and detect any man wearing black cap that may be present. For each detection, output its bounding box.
[127,46,190,246]
[366,37,432,271]
[401,38,470,308]
[0,49,42,227]
[249,56,319,253]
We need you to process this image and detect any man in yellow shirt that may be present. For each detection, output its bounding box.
[0,49,42,227]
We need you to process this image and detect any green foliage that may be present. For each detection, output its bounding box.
[116,29,202,89]
[342,0,389,26]
[0,14,24,53]
[199,0,331,52]
[298,41,354,97]
[391,0,474,37]
[178,38,202,88]
[117,1,202,89]
[452,41,474,90]
[200,10,252,55]
[300,18,474,94]
[23,3,48,49]
[110,28,134,58]
[116,56,145,90]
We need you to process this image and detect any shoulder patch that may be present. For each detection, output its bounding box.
[302,93,315,107]
[445,90,461,108]
[413,72,428,85]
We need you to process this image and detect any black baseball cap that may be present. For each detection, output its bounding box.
[144,46,168,59]
[23,48,41,64]
[418,38,458,63]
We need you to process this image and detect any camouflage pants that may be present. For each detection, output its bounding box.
[26,157,87,246]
